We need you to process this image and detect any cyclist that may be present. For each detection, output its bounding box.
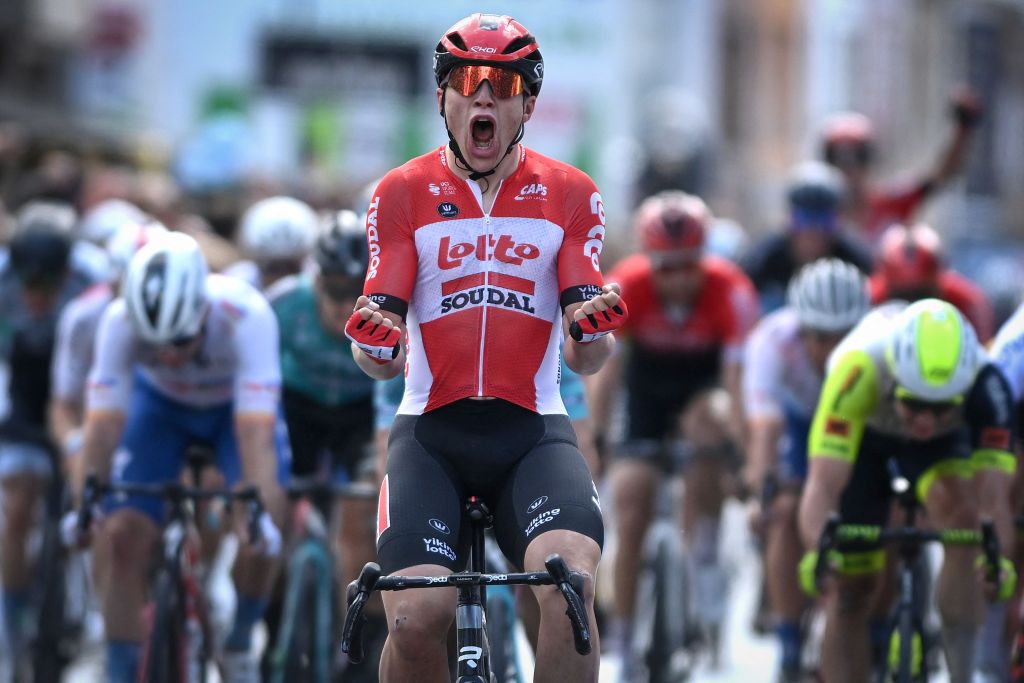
[869,221,995,342]
[227,195,318,290]
[264,208,381,669]
[742,258,870,682]
[49,218,168,468]
[74,232,286,683]
[344,13,621,682]
[798,299,1017,683]
[819,88,982,241]
[590,190,760,666]
[741,160,873,314]
[982,305,1024,681]
[0,201,97,669]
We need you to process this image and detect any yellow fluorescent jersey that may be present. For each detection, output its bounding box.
[809,302,1017,471]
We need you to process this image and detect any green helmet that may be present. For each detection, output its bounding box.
[886,299,981,402]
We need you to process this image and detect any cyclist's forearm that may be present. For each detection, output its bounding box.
[975,468,1015,557]
[745,419,782,491]
[563,334,615,375]
[235,416,284,518]
[48,397,83,454]
[78,411,125,496]
[352,343,406,380]
[798,470,841,551]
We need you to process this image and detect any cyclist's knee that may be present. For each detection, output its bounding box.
[768,491,800,525]
[382,585,455,655]
[525,529,600,608]
[0,476,43,537]
[680,389,732,449]
[100,510,158,570]
[831,574,882,619]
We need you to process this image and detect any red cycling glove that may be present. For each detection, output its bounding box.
[344,311,401,364]
[569,299,629,343]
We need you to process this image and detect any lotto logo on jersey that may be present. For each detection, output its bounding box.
[437,234,540,270]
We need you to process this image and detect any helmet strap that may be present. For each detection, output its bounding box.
[440,90,526,184]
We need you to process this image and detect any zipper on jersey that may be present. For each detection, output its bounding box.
[472,179,505,397]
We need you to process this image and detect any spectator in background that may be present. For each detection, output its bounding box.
[819,87,982,242]
[869,222,995,342]
[741,161,873,314]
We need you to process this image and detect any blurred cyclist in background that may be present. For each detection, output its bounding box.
[869,222,995,342]
[50,218,168,468]
[799,299,1016,683]
[75,233,286,683]
[742,258,870,682]
[819,87,982,241]
[591,190,759,668]
[0,201,97,673]
[265,209,382,677]
[741,160,873,314]
[227,195,318,290]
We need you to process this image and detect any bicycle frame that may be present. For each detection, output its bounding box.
[813,459,1002,683]
[342,496,591,683]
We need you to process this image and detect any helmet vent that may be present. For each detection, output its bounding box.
[446,32,468,51]
[504,36,536,54]
[142,255,167,327]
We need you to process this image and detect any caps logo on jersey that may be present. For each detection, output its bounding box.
[437,202,459,218]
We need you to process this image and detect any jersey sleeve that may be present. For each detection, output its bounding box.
[742,321,783,421]
[557,171,606,310]
[232,293,282,417]
[964,363,1017,474]
[807,349,879,462]
[51,299,92,402]
[362,170,417,319]
[85,301,136,414]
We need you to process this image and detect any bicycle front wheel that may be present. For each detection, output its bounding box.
[271,550,332,683]
[142,570,183,683]
[485,585,522,683]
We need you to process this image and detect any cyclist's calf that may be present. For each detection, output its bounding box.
[0,474,45,589]
[95,509,159,641]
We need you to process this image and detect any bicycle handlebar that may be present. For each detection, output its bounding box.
[813,513,1001,593]
[78,473,267,546]
[341,552,592,663]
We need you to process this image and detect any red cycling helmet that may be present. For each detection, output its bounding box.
[433,13,544,96]
[821,111,875,167]
[635,191,710,254]
[878,223,944,292]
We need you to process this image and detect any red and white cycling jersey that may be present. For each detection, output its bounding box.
[364,145,607,415]
[610,254,760,363]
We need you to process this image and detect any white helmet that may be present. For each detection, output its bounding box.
[105,219,169,280]
[238,196,318,262]
[787,258,869,332]
[123,232,209,345]
[886,299,982,402]
[80,199,147,245]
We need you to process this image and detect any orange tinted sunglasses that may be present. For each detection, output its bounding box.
[446,65,524,99]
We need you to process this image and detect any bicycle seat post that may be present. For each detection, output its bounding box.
[465,496,492,574]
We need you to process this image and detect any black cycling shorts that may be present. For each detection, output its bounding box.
[281,387,373,482]
[837,426,970,551]
[376,399,604,574]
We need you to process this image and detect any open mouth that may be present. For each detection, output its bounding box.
[471,116,495,148]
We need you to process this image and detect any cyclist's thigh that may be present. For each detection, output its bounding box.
[376,415,465,574]
[325,397,374,483]
[114,382,192,522]
[492,415,604,571]
[0,419,54,480]
[281,387,330,480]
[834,430,895,565]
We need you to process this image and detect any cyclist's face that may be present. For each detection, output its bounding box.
[894,397,954,440]
[799,328,846,372]
[790,229,833,266]
[650,254,704,305]
[155,333,203,368]
[439,73,536,170]
[316,274,360,337]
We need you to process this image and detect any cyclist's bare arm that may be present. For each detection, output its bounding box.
[927,88,981,189]
[722,360,747,447]
[77,410,125,497]
[799,457,852,550]
[745,417,783,494]
[349,296,406,380]
[586,348,623,439]
[48,397,83,461]
[235,413,285,514]
[562,284,620,375]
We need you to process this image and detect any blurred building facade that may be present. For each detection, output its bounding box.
[1,0,1022,246]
